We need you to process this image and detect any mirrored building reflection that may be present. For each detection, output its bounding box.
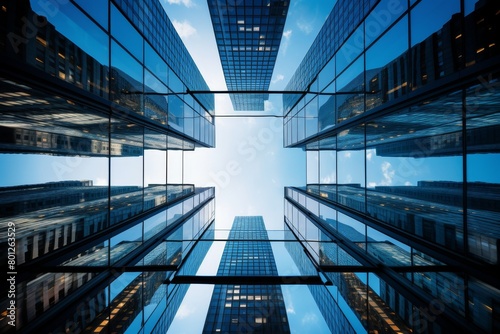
[208,0,290,111]
[284,0,500,332]
[1,0,500,333]
[0,0,215,332]
[202,216,290,333]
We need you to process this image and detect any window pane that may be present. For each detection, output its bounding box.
[365,0,407,48]
[336,57,365,123]
[366,90,463,250]
[337,125,365,212]
[466,77,500,264]
[410,0,461,88]
[111,41,144,114]
[366,16,408,111]
[111,4,143,62]
[110,119,144,224]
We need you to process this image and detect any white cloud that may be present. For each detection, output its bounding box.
[175,303,195,319]
[320,172,336,184]
[301,312,319,324]
[272,74,285,84]
[172,19,197,39]
[381,161,395,186]
[366,149,374,161]
[368,181,377,188]
[344,152,351,158]
[297,20,313,34]
[264,100,275,112]
[405,181,412,186]
[94,177,107,186]
[344,174,353,183]
[280,29,293,55]
[165,0,194,7]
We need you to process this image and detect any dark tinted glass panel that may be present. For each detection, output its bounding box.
[111,41,143,114]
[365,0,407,48]
[410,0,462,89]
[336,57,365,123]
[31,0,109,66]
[465,76,500,264]
[366,16,408,111]
[0,80,109,265]
[463,0,500,67]
[73,0,109,29]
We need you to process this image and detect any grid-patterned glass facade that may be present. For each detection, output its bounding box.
[0,0,216,332]
[203,216,290,333]
[1,0,214,147]
[283,0,500,332]
[208,0,289,110]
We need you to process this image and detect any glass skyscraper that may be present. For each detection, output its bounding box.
[283,0,500,332]
[0,0,215,332]
[1,0,499,333]
[207,0,290,110]
[202,216,290,333]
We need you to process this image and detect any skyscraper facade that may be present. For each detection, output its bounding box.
[208,0,290,110]
[203,216,290,333]
[0,0,215,332]
[283,0,500,332]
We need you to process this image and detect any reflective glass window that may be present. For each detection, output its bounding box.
[410,0,461,88]
[337,125,366,212]
[110,119,144,224]
[145,43,168,85]
[319,204,338,231]
[465,78,500,264]
[365,16,408,111]
[338,213,366,246]
[111,4,143,62]
[319,148,337,185]
[144,70,169,125]
[111,41,144,114]
[31,0,109,66]
[110,223,143,264]
[305,96,319,138]
[168,150,183,184]
[318,82,336,131]
[297,109,305,142]
[144,211,167,241]
[73,0,108,29]
[336,24,364,74]
[365,0,407,48]
[0,90,109,264]
[167,202,183,226]
[318,56,335,91]
[367,227,411,266]
[306,151,319,184]
[336,57,365,123]
[366,91,463,249]
[144,129,167,210]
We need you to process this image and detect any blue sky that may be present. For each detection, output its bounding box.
[164,0,339,231]
[161,0,337,332]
